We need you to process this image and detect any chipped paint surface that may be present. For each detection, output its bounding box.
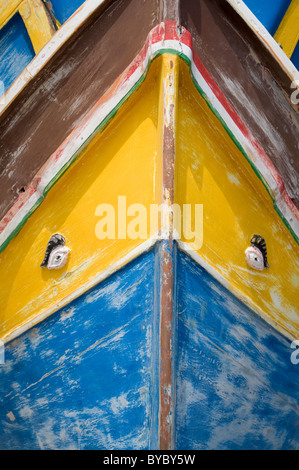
[0,58,161,342]
[158,54,178,450]
[175,248,299,449]
[0,249,159,450]
[2,245,298,449]
[176,58,299,339]
[0,0,55,57]
[1,35,298,351]
[0,12,35,93]
[1,21,299,254]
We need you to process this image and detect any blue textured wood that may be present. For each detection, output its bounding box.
[0,249,159,450]
[0,13,35,95]
[243,0,292,35]
[1,244,298,450]
[49,0,86,26]
[243,0,299,69]
[175,249,299,450]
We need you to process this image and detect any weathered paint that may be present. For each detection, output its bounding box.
[0,248,159,450]
[176,58,299,339]
[0,56,163,342]
[0,0,298,451]
[1,1,299,216]
[48,0,86,26]
[0,0,26,28]
[242,0,299,67]
[158,54,178,450]
[274,0,299,58]
[0,0,55,56]
[0,0,161,217]
[19,0,56,54]
[237,0,299,67]
[1,244,298,449]
[0,12,35,92]
[0,25,298,343]
[175,248,299,449]
[242,0,292,36]
[181,0,299,208]
[0,0,107,107]
[292,39,299,64]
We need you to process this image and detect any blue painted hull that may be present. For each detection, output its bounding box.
[0,249,159,450]
[0,244,298,449]
[0,13,34,94]
[175,250,299,450]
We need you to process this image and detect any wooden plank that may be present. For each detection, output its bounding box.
[1,22,298,343]
[0,58,161,342]
[158,54,179,450]
[0,0,161,222]
[180,0,299,207]
[274,0,299,57]
[0,249,158,449]
[0,0,23,29]
[0,10,35,92]
[0,0,56,54]
[19,0,56,54]
[176,58,299,339]
[175,249,299,449]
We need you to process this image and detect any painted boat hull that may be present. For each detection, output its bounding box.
[1,245,299,449]
[0,0,299,450]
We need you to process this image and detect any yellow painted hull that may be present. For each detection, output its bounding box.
[0,52,298,342]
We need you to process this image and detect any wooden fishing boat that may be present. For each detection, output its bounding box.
[0,0,298,450]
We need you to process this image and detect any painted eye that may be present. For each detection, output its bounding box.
[47,246,70,270]
[245,234,269,271]
[245,246,264,271]
[40,233,70,270]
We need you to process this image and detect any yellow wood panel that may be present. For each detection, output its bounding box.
[176,60,299,337]
[274,0,299,57]
[0,0,22,29]
[0,58,162,341]
[19,0,56,54]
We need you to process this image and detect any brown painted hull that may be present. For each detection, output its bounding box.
[0,0,298,217]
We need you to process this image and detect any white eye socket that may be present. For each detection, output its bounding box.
[245,246,264,271]
[47,246,70,270]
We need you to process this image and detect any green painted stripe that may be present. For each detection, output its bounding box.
[0,196,43,253]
